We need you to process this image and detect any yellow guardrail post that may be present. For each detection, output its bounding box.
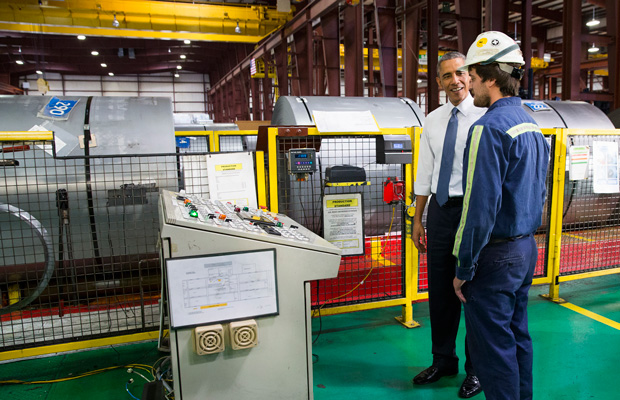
[267,127,279,213]
[396,127,420,328]
[411,127,428,303]
[542,128,567,302]
[255,150,267,208]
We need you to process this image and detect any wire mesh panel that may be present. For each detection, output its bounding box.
[217,134,257,152]
[271,135,407,309]
[176,135,210,153]
[0,139,217,351]
[559,133,620,275]
[534,134,556,279]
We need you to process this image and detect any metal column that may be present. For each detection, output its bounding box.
[426,0,439,113]
[344,3,364,97]
[562,0,582,101]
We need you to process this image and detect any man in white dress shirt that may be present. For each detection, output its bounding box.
[411,51,486,398]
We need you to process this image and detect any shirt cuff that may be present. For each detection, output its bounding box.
[414,185,431,196]
[455,263,476,281]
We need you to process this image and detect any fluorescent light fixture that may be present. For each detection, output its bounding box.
[101,63,107,67]
[180,54,186,59]
[588,43,599,53]
[108,72,114,76]
[36,70,43,74]
[183,39,191,44]
[91,50,99,56]
[77,35,86,40]
[16,60,24,65]
[177,65,182,70]
[586,8,600,27]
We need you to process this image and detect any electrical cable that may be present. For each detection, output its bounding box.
[0,364,153,385]
[127,367,151,383]
[125,380,140,400]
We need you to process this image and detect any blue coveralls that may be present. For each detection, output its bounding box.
[452,97,550,400]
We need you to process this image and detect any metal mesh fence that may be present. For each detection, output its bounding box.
[559,134,620,275]
[272,135,407,309]
[0,139,214,350]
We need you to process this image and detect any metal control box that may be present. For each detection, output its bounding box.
[376,135,413,164]
[158,190,341,400]
[288,148,317,174]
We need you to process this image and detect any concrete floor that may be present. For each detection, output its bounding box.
[1,274,619,400]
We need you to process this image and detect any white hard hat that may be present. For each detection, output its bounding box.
[461,31,525,78]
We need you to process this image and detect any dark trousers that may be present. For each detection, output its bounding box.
[462,235,537,400]
[426,196,473,374]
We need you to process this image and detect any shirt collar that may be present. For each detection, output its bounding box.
[450,94,474,117]
[488,96,521,112]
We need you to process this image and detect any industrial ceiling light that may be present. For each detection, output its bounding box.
[184,39,191,44]
[177,65,182,70]
[91,50,99,56]
[77,35,86,40]
[16,60,24,65]
[235,21,242,34]
[588,43,599,53]
[586,8,600,27]
[112,14,120,28]
[174,73,180,78]
[36,70,43,75]
[108,72,114,76]
[180,54,186,59]
[101,63,107,67]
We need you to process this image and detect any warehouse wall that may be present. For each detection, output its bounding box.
[19,72,210,114]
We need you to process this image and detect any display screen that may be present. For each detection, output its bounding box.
[393,143,404,149]
[295,154,309,158]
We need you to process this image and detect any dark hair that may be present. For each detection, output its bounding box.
[470,64,520,97]
[437,51,466,77]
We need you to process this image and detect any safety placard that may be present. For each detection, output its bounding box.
[323,193,365,256]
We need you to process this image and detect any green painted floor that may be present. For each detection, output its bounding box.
[1,275,619,400]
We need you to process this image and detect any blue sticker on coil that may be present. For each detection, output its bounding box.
[524,102,551,112]
[38,97,79,120]
[176,137,191,148]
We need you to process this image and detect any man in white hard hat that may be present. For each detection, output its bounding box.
[412,51,485,398]
[451,31,550,400]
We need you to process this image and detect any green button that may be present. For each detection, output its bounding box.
[189,210,198,218]
[276,222,283,227]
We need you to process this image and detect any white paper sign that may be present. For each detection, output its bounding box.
[323,193,365,256]
[592,141,619,193]
[569,145,589,181]
[206,152,258,207]
[312,110,380,133]
[166,250,278,327]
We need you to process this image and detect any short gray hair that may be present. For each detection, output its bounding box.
[437,51,466,77]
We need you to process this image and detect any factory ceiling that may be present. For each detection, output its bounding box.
[0,0,612,85]
[0,0,294,78]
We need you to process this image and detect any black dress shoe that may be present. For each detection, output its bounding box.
[412,365,458,385]
[458,374,482,398]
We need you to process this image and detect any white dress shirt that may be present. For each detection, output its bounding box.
[415,94,486,197]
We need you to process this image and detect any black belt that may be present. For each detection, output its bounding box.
[488,233,530,245]
[442,196,463,207]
